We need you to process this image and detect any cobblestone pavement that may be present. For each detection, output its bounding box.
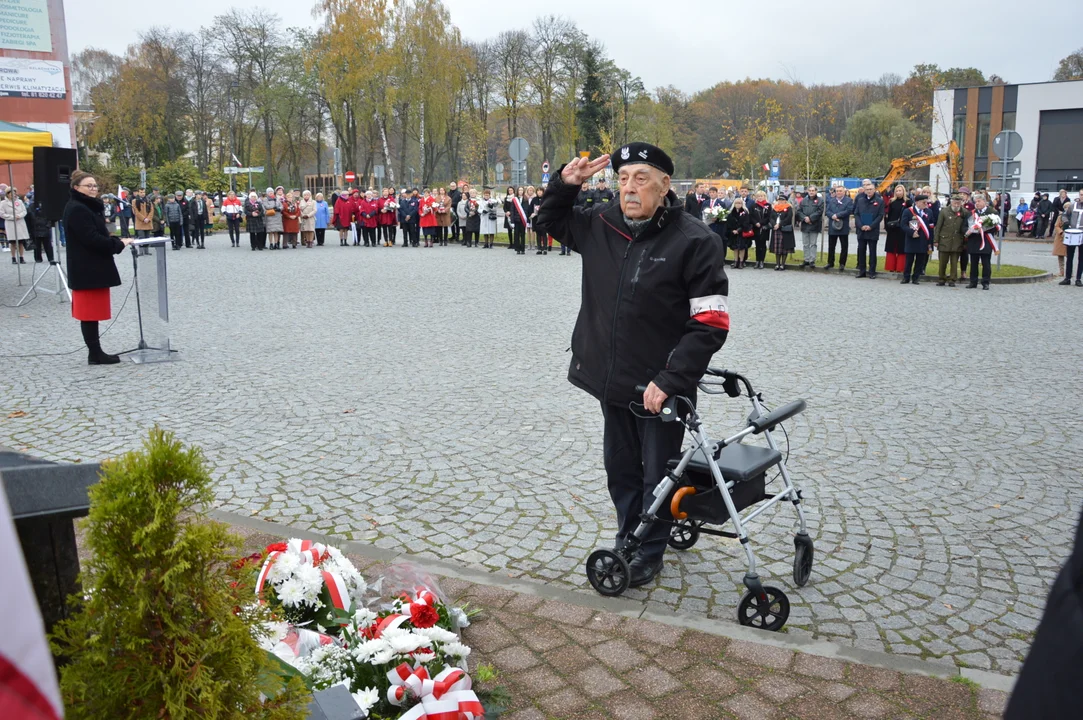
[4,236,1082,675]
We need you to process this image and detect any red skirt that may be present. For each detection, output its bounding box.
[71,288,111,321]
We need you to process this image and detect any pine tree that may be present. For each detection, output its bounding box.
[577,52,611,156]
[50,428,309,720]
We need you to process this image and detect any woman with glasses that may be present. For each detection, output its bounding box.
[63,171,134,364]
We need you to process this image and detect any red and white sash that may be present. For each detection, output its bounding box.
[912,209,930,240]
[512,196,528,227]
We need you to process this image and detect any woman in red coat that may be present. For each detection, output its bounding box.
[418,189,438,247]
[281,191,301,249]
[377,188,396,246]
[358,190,379,247]
[333,189,358,246]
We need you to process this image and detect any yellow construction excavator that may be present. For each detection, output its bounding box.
[876,141,961,195]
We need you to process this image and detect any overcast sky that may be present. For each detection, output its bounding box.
[67,0,1078,93]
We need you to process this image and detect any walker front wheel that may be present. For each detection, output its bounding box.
[793,535,814,587]
[737,586,790,631]
[585,549,630,597]
[668,520,701,551]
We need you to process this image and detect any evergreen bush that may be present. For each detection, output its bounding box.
[50,428,309,719]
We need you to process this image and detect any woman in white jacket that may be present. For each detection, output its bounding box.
[478,188,501,248]
[1,188,28,264]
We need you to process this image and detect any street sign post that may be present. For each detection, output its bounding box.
[992,130,1023,269]
[495,162,505,183]
[374,165,385,182]
[344,171,357,184]
[542,161,550,174]
[541,173,550,184]
[770,159,780,179]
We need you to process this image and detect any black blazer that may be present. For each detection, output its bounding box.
[62,190,125,291]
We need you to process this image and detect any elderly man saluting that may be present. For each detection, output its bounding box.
[535,143,730,588]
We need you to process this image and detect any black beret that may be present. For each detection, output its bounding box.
[611,142,674,176]
[914,194,928,202]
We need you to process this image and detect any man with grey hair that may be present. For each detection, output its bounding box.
[535,143,729,589]
[798,185,823,267]
[854,179,884,278]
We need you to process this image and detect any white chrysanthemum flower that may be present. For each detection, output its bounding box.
[443,642,471,659]
[296,564,324,598]
[353,608,377,627]
[386,633,422,655]
[351,638,389,662]
[416,626,458,644]
[267,552,299,583]
[413,651,436,664]
[352,687,380,717]
[371,649,395,665]
[277,578,308,607]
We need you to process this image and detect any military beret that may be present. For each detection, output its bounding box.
[914,194,928,202]
[612,142,674,176]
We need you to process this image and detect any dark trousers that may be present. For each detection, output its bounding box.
[405,223,420,246]
[601,401,687,562]
[362,226,377,246]
[754,229,769,263]
[169,222,183,249]
[511,225,526,251]
[385,225,397,244]
[969,252,992,286]
[120,215,131,238]
[249,231,259,250]
[32,234,54,263]
[904,252,928,281]
[1065,246,1083,282]
[960,251,968,275]
[857,238,877,274]
[450,221,460,241]
[828,234,848,267]
[536,230,547,251]
[1048,211,1060,237]
[1033,215,1048,238]
[190,222,205,247]
[227,218,242,245]
[463,229,478,246]
[315,228,326,246]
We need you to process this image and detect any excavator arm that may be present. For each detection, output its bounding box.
[876,141,961,195]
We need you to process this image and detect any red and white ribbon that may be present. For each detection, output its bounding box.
[322,569,350,611]
[386,664,484,720]
[255,539,327,596]
[969,215,1000,253]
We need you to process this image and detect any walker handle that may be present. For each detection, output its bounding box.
[749,399,806,434]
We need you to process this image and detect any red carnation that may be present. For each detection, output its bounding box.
[410,603,439,629]
[266,542,288,553]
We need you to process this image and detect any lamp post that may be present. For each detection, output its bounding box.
[227,80,240,192]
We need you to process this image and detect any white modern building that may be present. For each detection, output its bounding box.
[931,79,1083,193]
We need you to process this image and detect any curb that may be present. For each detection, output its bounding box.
[209,509,1018,693]
[778,264,1050,285]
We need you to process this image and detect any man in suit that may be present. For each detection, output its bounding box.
[684,182,705,220]
[854,179,884,278]
[188,191,209,249]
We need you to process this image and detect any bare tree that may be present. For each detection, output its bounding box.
[70,48,121,106]
[492,29,532,140]
[529,15,575,166]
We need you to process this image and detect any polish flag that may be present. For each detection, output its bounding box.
[117,185,127,201]
[0,490,63,719]
[762,163,770,173]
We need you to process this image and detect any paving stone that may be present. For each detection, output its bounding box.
[536,687,589,716]
[723,692,779,720]
[493,646,540,672]
[725,640,794,670]
[628,665,681,698]
[792,653,846,680]
[843,693,894,719]
[572,664,625,698]
[606,692,658,720]
[977,688,1009,715]
[590,639,647,672]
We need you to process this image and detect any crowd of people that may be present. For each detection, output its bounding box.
[684,180,1083,289]
[5,174,1083,290]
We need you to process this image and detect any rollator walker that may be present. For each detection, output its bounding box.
[584,368,813,631]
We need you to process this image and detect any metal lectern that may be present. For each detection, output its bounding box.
[124,237,176,363]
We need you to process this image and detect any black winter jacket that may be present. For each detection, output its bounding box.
[535,171,729,407]
[62,190,125,291]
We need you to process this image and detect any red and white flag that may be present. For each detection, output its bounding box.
[117,185,127,201]
[0,490,63,719]
[762,163,770,172]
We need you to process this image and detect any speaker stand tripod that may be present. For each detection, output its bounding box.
[18,226,70,304]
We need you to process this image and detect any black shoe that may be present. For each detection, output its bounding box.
[936,281,945,286]
[912,278,920,285]
[628,555,664,588]
[838,265,846,272]
[900,278,910,284]
[855,272,866,278]
[10,257,15,264]
[868,273,877,279]
[1076,280,1083,287]
[825,263,834,269]
[88,351,121,365]
[983,284,990,290]
[1059,279,1072,285]
[966,283,978,289]
[948,282,956,287]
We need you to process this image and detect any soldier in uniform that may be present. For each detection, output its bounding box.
[592,177,615,206]
[933,193,968,287]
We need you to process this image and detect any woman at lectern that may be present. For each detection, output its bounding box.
[62,170,133,365]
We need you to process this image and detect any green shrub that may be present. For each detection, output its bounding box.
[50,428,309,719]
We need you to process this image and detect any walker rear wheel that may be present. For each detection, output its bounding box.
[668,520,701,550]
[585,549,630,597]
[737,586,790,631]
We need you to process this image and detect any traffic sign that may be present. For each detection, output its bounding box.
[542,161,550,173]
[344,171,357,183]
[993,130,1023,160]
[770,158,780,179]
[374,165,385,179]
[509,137,529,162]
[541,172,550,184]
[579,151,590,158]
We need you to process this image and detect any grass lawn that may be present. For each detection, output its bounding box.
[786,250,1044,279]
